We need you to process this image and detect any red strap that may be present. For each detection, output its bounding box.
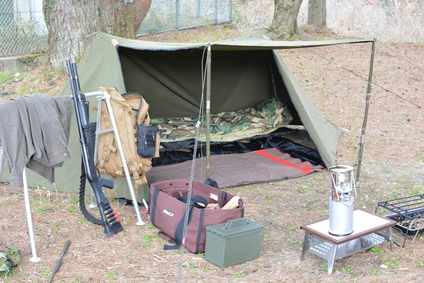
[256,149,313,174]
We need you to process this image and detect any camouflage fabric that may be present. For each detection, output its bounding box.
[0,251,11,272]
[0,245,21,273]
[150,98,293,142]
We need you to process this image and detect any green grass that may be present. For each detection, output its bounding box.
[287,238,302,245]
[66,207,75,213]
[341,267,355,274]
[370,268,380,276]
[68,196,79,205]
[314,174,325,181]
[286,225,298,231]
[141,235,153,249]
[233,270,245,277]
[381,165,391,174]
[369,246,384,254]
[384,261,397,269]
[0,73,14,82]
[301,187,311,194]
[154,234,167,245]
[37,206,47,212]
[105,271,116,280]
[68,276,84,283]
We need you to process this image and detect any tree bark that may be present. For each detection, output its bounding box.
[44,0,151,68]
[268,0,303,40]
[308,0,327,27]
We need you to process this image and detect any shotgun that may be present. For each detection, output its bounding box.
[66,59,123,237]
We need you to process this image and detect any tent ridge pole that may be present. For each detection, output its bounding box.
[206,44,211,179]
[356,39,376,182]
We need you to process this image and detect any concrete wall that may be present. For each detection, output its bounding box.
[0,55,39,73]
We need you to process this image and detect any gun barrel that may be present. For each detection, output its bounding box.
[67,61,92,178]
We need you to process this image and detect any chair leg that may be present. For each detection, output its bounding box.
[103,94,145,226]
[23,168,41,262]
[2,150,40,261]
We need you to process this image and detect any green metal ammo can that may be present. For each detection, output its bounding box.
[205,218,263,268]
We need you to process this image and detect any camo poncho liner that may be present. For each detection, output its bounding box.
[150,98,292,142]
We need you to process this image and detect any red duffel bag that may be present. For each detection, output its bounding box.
[149,179,244,253]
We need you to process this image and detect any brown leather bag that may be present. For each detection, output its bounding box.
[149,179,244,253]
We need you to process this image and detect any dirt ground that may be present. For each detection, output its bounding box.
[1,25,423,283]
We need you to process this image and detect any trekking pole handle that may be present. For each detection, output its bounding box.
[49,240,71,283]
[60,240,71,258]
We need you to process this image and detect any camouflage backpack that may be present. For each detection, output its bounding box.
[0,245,21,273]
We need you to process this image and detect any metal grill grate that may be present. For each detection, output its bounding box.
[375,195,424,247]
[376,194,424,219]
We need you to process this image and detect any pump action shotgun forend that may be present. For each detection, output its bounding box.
[66,59,123,236]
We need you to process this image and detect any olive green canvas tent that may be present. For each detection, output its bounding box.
[1,29,372,200]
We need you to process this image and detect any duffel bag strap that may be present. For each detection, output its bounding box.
[157,231,175,244]
[163,195,207,250]
[149,187,161,224]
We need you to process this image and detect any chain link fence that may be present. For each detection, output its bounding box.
[137,0,232,36]
[0,0,48,57]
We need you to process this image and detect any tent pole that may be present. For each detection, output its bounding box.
[268,52,278,98]
[356,39,376,182]
[206,44,212,178]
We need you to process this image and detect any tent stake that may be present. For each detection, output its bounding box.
[206,44,212,178]
[356,39,376,182]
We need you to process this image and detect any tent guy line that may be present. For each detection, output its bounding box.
[304,42,421,109]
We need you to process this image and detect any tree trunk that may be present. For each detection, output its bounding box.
[268,0,303,40]
[44,0,151,68]
[308,0,327,27]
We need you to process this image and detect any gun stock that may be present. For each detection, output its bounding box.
[66,60,123,237]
